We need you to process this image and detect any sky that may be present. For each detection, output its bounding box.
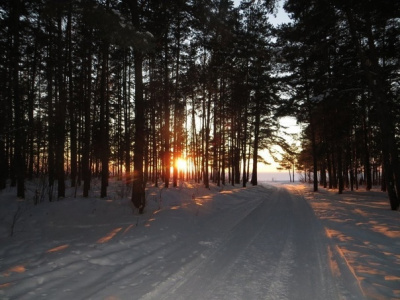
[230,0,297,176]
[258,116,301,175]
[233,0,291,26]
[266,0,291,26]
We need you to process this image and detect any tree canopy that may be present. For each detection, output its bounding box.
[0,0,399,211]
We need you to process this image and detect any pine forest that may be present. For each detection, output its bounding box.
[0,0,399,211]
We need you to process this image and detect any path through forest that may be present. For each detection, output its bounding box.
[139,185,362,300]
[1,181,398,299]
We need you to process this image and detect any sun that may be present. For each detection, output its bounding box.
[177,158,187,172]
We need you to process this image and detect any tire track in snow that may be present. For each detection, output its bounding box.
[141,186,345,300]
[206,188,297,300]
[140,186,276,300]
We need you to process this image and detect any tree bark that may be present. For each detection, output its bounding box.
[100,42,110,198]
[163,42,170,188]
[82,28,92,198]
[10,0,25,198]
[126,0,146,213]
[251,98,260,186]
[67,4,77,188]
[123,52,131,185]
[337,146,343,194]
[55,11,66,199]
[204,92,211,189]
[345,8,399,210]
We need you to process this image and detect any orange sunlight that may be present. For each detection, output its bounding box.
[97,227,122,244]
[145,218,156,227]
[327,246,341,277]
[169,157,190,178]
[123,224,135,234]
[46,244,69,253]
[3,265,26,277]
[177,158,187,172]
[194,195,212,206]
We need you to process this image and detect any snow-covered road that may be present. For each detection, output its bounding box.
[1,182,370,299]
[140,186,354,300]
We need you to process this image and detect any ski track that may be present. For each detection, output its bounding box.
[0,182,379,299]
[134,186,357,300]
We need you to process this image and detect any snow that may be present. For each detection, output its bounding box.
[0,178,399,299]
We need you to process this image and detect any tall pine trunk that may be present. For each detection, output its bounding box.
[100,42,110,198]
[345,8,399,210]
[127,0,146,213]
[55,12,66,199]
[82,30,92,198]
[46,19,55,201]
[337,146,343,194]
[131,48,145,213]
[163,43,170,188]
[123,52,131,185]
[67,4,77,189]
[10,0,25,198]
[251,97,260,186]
[204,92,211,189]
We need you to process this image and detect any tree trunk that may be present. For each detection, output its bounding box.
[82,30,92,198]
[67,5,77,188]
[337,146,343,194]
[327,150,333,189]
[320,162,327,188]
[163,43,170,188]
[46,19,56,201]
[251,99,260,186]
[242,101,248,188]
[127,0,146,213]
[305,64,318,192]
[100,42,110,198]
[123,52,132,185]
[345,8,399,210]
[11,0,25,198]
[309,119,318,191]
[362,116,372,190]
[204,92,211,189]
[131,48,146,213]
[55,12,66,199]
[27,35,39,180]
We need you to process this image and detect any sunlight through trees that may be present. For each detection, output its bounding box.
[0,0,399,210]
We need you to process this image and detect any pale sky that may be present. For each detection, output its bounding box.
[258,116,301,173]
[232,0,297,175]
[233,0,291,26]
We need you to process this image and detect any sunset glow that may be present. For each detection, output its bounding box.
[177,158,187,172]
[3,265,26,277]
[97,227,122,244]
[46,244,69,253]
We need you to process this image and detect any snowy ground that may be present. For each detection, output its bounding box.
[290,183,400,300]
[0,178,399,299]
